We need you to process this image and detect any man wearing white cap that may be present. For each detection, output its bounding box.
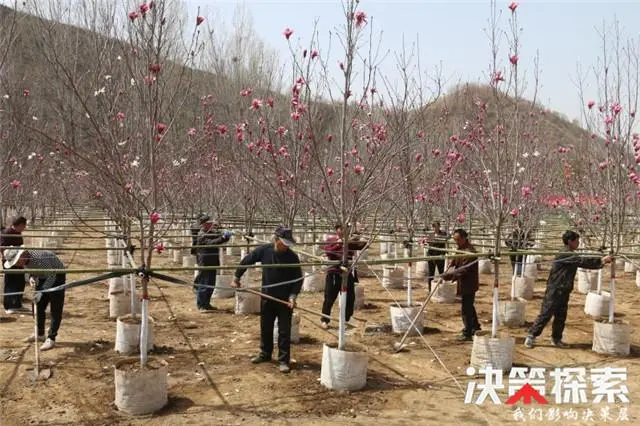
[4,248,66,351]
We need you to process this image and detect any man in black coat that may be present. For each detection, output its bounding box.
[194,216,231,312]
[1,216,27,313]
[524,231,612,349]
[232,226,303,373]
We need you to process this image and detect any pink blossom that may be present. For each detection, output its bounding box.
[277,126,287,137]
[124,183,132,192]
[354,164,364,175]
[155,242,164,254]
[587,100,595,109]
[456,212,465,223]
[509,54,519,65]
[509,208,519,217]
[521,185,532,198]
[351,148,358,156]
[598,161,608,170]
[149,63,161,74]
[611,103,622,115]
[139,2,149,15]
[416,130,425,138]
[291,112,301,121]
[156,122,167,134]
[432,149,441,157]
[604,116,614,125]
[216,124,228,136]
[251,98,262,110]
[115,112,125,121]
[266,98,275,108]
[95,191,103,199]
[128,11,139,21]
[196,16,205,26]
[283,27,294,40]
[415,153,423,163]
[149,212,161,224]
[10,179,20,189]
[23,88,29,97]
[310,49,319,59]
[326,134,333,142]
[188,128,196,136]
[354,11,367,28]
[508,2,518,12]
[326,167,334,177]
[240,88,253,97]
[493,71,504,83]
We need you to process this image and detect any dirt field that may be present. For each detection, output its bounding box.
[1,225,639,425]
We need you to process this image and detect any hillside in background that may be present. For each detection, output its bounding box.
[0,3,599,175]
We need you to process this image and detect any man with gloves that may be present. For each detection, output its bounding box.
[194,216,231,312]
[525,231,612,349]
[231,226,303,374]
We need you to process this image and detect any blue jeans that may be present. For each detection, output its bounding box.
[195,270,217,308]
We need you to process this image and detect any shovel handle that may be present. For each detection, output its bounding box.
[238,287,366,324]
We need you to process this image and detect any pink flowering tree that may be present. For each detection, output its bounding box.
[439,1,549,337]
[380,45,443,304]
[572,20,639,322]
[7,1,205,366]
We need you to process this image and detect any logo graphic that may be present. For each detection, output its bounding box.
[505,383,549,405]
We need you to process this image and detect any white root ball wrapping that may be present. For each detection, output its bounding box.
[114,358,168,416]
[320,344,368,391]
[115,315,154,355]
[382,266,404,289]
[514,277,534,300]
[430,280,457,303]
[499,299,526,327]
[592,320,630,356]
[470,331,515,371]
[584,291,611,318]
[389,304,424,335]
[302,273,324,292]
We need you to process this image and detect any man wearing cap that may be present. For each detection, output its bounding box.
[4,248,66,350]
[231,226,303,373]
[1,216,27,313]
[194,217,232,312]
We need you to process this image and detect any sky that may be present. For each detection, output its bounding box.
[181,0,640,126]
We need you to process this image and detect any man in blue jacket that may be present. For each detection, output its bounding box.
[232,226,303,373]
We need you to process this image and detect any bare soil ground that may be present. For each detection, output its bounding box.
[1,224,639,425]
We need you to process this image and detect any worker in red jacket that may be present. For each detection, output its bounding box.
[320,224,367,329]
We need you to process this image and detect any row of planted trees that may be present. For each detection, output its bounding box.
[0,0,638,415]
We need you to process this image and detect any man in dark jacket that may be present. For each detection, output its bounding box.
[1,216,27,313]
[441,228,480,341]
[194,217,231,312]
[525,231,612,349]
[232,226,303,373]
[320,224,366,329]
[426,221,449,292]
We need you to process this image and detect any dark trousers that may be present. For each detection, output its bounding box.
[37,277,66,340]
[195,270,217,308]
[529,287,570,342]
[461,292,481,337]
[260,299,292,364]
[509,254,524,276]
[428,258,445,285]
[3,269,25,310]
[321,271,355,324]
